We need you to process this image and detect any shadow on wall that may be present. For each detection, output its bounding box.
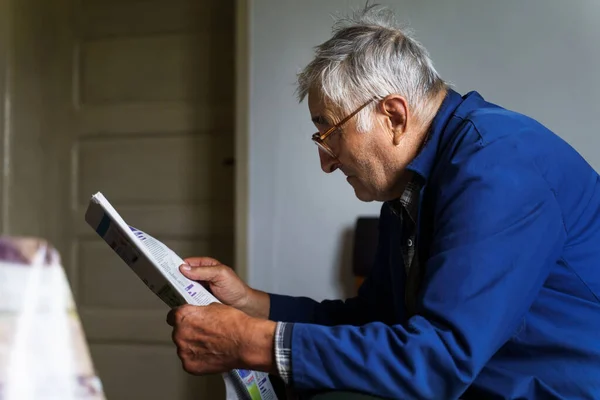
[336,217,380,299]
[336,226,357,299]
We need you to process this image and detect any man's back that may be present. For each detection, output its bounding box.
[427,91,600,398]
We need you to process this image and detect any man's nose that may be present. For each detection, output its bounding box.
[319,148,340,173]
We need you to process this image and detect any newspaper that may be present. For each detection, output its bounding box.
[84,192,277,400]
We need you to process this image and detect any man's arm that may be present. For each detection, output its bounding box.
[280,140,567,398]
[179,203,398,327]
[268,203,397,327]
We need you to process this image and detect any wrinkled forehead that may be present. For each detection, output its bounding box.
[307,87,327,113]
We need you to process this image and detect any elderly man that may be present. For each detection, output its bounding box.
[166,4,600,399]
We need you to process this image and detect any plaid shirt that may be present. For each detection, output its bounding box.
[274,176,423,385]
[390,176,421,274]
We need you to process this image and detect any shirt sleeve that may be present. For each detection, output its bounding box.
[274,322,294,385]
[285,138,567,398]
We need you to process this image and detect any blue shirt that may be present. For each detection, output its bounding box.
[269,89,600,399]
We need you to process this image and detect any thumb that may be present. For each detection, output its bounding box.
[179,263,225,283]
[183,256,221,267]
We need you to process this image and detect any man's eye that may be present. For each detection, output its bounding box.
[318,125,332,133]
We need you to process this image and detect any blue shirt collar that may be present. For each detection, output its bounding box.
[406,89,466,182]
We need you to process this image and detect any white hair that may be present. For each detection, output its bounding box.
[296,3,447,132]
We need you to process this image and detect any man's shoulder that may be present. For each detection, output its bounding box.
[451,92,553,148]
[431,92,595,208]
[435,91,579,176]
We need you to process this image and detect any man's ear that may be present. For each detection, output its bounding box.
[379,95,409,146]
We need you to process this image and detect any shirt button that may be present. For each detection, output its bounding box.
[407,239,414,247]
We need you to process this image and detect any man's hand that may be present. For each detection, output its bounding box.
[180,257,270,319]
[166,303,277,375]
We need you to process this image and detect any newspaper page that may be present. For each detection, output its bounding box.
[84,192,277,400]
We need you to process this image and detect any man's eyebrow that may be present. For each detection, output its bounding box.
[311,115,330,125]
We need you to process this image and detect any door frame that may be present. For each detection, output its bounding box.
[235,0,250,282]
[0,0,11,233]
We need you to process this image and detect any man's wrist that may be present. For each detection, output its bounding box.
[240,289,271,319]
[239,317,278,374]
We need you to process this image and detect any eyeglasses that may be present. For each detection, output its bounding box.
[311,98,375,159]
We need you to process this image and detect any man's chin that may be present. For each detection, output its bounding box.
[355,193,375,202]
[350,182,375,202]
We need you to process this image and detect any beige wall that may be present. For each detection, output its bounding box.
[0,0,45,236]
[0,0,10,233]
[0,0,71,253]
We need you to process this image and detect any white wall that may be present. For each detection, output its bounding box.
[246,0,600,300]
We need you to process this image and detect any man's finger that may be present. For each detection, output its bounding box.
[183,257,221,267]
[166,308,177,326]
[166,304,198,326]
[179,263,225,283]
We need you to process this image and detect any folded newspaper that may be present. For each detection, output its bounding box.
[84,192,277,400]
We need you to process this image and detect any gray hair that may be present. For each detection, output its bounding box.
[296,3,447,132]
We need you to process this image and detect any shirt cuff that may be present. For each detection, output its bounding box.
[274,321,294,385]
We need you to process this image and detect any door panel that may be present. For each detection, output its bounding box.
[74,204,234,238]
[77,135,234,203]
[81,34,233,103]
[78,103,232,136]
[89,344,225,400]
[1,0,236,397]
[69,0,235,398]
